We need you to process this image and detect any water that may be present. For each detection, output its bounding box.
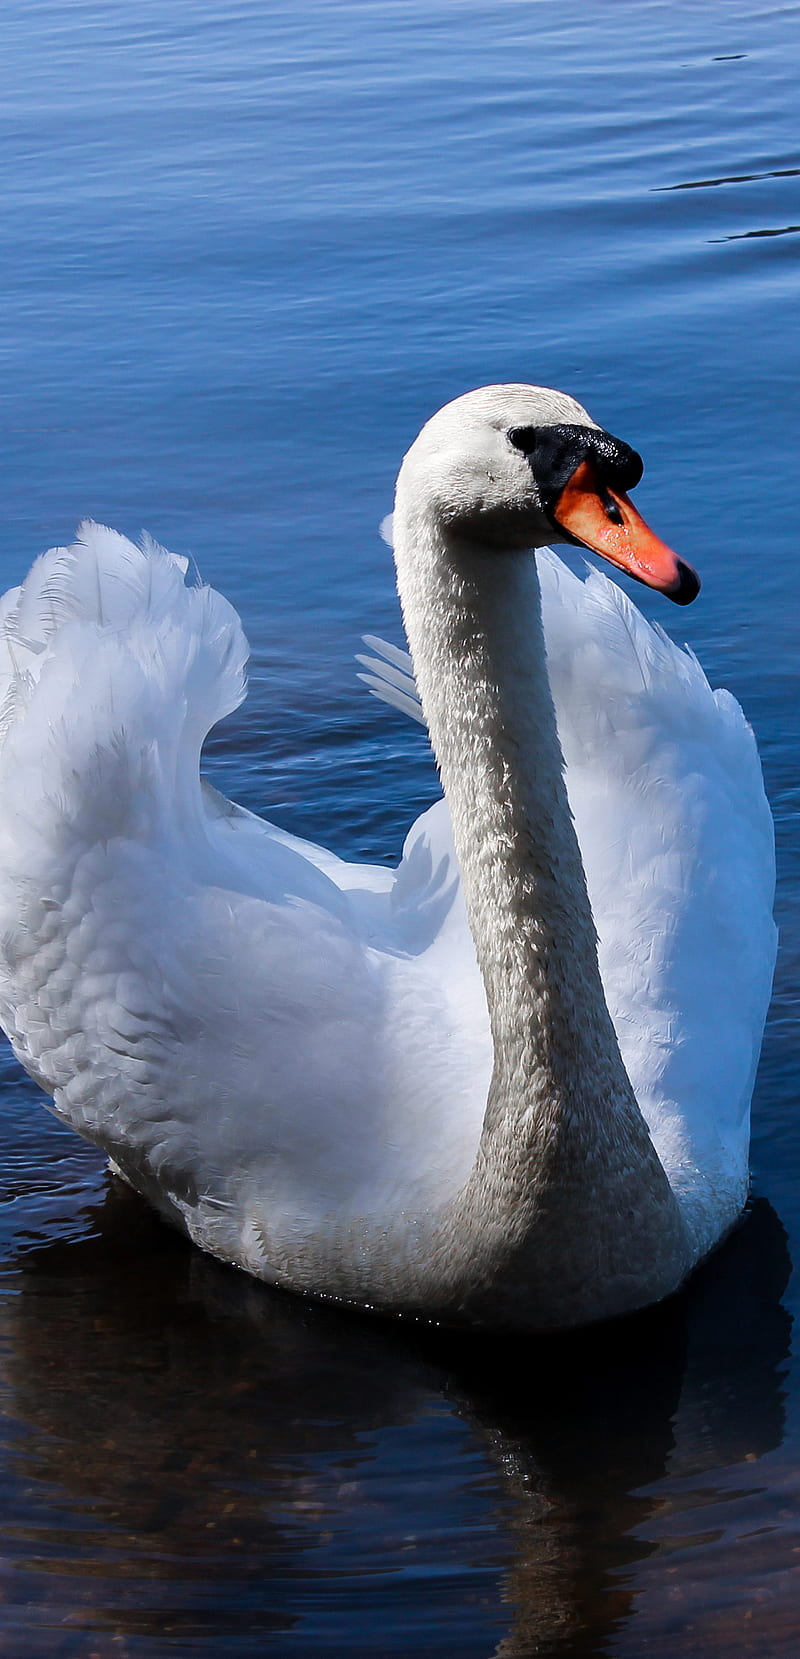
[0,1,799,1652]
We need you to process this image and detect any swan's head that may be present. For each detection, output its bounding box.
[396,384,700,605]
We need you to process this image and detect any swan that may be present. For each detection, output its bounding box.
[0,385,776,1329]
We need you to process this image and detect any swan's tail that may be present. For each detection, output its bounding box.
[0,522,248,860]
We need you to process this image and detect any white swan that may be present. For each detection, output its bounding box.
[0,385,776,1328]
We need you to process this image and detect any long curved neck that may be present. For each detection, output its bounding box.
[392,495,692,1325]
[397,519,616,1109]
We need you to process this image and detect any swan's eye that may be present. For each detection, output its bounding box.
[603,494,624,525]
[507,426,538,455]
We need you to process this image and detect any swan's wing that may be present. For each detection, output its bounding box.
[537,550,776,1240]
[362,549,777,1252]
[356,636,425,726]
[0,526,477,1266]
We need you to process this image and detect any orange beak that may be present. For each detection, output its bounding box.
[552,458,700,605]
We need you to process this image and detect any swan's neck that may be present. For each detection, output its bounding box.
[393,500,691,1324]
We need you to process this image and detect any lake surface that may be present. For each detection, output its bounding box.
[1,1,799,1653]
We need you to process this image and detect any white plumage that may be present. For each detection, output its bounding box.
[362,544,775,1255]
[0,388,777,1327]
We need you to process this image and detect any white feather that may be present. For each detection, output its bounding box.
[0,514,775,1304]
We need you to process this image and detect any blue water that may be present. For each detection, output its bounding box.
[1,1,799,1653]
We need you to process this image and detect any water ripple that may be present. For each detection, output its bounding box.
[657,165,800,191]
[711,223,800,242]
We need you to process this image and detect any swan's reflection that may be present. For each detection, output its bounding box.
[0,1170,791,1659]
[450,1199,792,1657]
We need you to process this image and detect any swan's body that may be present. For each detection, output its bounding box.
[0,387,776,1327]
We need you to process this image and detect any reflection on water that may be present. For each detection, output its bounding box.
[0,1163,792,1657]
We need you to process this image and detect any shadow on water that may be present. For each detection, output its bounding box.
[0,1173,792,1658]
